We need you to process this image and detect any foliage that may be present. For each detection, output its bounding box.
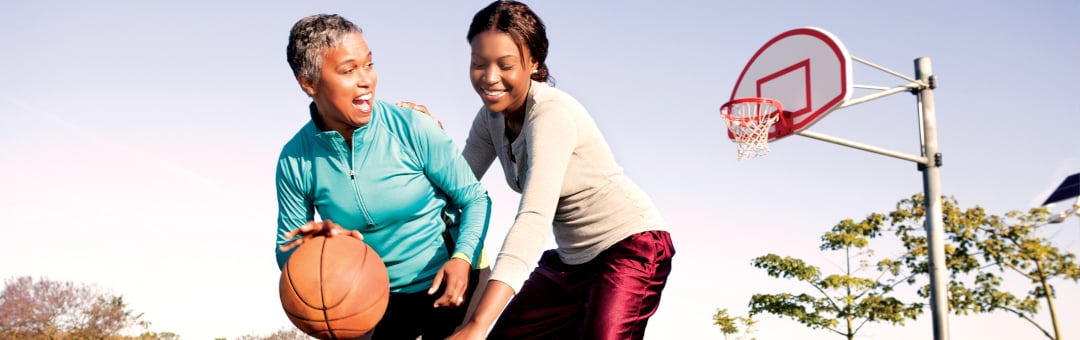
[717,193,1080,339]
[233,326,310,340]
[713,308,756,340]
[134,321,181,340]
[0,276,170,339]
[889,194,1080,340]
[745,214,923,339]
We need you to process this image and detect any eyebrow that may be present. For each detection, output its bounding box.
[337,51,373,67]
[470,50,517,57]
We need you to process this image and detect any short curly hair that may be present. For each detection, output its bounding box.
[286,14,362,83]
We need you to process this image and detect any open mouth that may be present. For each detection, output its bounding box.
[353,93,373,113]
[482,89,506,102]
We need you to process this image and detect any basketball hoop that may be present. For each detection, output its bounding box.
[720,97,783,160]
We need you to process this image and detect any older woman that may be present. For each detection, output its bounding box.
[274,13,491,340]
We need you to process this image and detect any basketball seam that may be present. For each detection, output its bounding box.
[322,245,389,321]
[320,239,369,310]
[354,248,390,313]
[325,249,389,321]
[281,237,388,337]
[320,239,337,340]
[285,259,321,309]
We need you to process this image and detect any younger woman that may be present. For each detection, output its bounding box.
[449,2,675,339]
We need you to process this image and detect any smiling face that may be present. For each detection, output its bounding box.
[469,30,537,118]
[300,32,377,134]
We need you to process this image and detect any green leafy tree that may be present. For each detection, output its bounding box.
[746,214,923,339]
[889,194,1080,340]
[713,308,756,340]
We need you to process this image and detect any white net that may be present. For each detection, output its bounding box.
[721,98,782,160]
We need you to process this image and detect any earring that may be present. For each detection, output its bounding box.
[531,69,538,74]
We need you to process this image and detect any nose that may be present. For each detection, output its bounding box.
[355,68,374,88]
[482,65,499,85]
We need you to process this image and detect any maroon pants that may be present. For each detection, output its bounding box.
[488,230,675,340]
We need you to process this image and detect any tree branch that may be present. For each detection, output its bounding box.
[1001,261,1040,281]
[809,282,843,316]
[998,305,1055,340]
[826,325,846,337]
[853,318,871,335]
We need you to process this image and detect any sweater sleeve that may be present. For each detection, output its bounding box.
[275,143,315,270]
[408,109,492,265]
[489,101,578,293]
[462,108,498,181]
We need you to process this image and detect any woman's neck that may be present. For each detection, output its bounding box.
[311,108,357,148]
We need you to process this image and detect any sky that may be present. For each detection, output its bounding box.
[1,0,1077,339]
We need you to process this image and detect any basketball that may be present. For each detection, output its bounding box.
[279,235,390,339]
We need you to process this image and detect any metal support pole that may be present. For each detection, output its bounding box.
[916,56,949,340]
[837,82,923,109]
[796,130,928,164]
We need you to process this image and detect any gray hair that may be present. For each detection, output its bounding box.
[286,14,362,83]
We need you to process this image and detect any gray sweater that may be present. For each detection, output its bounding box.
[462,81,668,292]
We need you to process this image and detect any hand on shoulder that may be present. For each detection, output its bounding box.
[396,101,442,129]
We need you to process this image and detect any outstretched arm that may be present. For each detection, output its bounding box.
[448,280,515,340]
[401,104,493,309]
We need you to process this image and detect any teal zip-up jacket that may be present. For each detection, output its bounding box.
[275,101,491,294]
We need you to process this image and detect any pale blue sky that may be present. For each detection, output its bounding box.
[1,1,1077,339]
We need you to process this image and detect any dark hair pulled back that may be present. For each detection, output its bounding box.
[467,1,553,84]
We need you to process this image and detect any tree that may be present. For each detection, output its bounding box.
[743,214,923,339]
[233,326,310,340]
[0,276,153,339]
[719,194,1080,339]
[713,308,756,340]
[889,194,1080,340]
[135,320,181,340]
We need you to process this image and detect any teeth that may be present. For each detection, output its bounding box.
[484,90,505,96]
[357,94,372,100]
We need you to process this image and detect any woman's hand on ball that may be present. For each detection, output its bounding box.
[320,220,363,240]
[278,220,363,252]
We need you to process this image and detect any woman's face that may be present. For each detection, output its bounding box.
[469,30,537,117]
[301,32,378,131]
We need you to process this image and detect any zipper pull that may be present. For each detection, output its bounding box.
[350,170,355,179]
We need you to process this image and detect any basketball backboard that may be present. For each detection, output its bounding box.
[729,27,853,141]
[1043,172,1080,206]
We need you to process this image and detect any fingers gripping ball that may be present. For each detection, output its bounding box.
[279,235,390,339]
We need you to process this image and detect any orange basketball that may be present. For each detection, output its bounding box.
[279,235,390,339]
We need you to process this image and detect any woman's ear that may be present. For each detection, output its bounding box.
[299,76,316,97]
